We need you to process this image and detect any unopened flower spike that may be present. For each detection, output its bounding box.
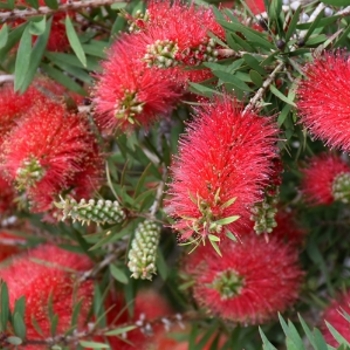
[55,197,126,226]
[128,220,160,280]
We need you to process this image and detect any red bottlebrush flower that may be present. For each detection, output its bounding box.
[322,291,350,347]
[0,244,93,348]
[101,290,172,349]
[166,95,277,244]
[297,53,350,152]
[183,235,304,324]
[93,33,182,133]
[245,0,267,14]
[2,102,102,212]
[300,154,350,206]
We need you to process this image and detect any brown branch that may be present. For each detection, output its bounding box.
[23,311,200,347]
[243,61,284,114]
[0,0,126,23]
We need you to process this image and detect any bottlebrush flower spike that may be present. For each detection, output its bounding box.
[1,102,102,212]
[56,197,126,225]
[322,291,350,347]
[128,220,160,280]
[93,34,182,133]
[182,235,304,324]
[297,52,350,152]
[0,244,93,347]
[300,154,350,205]
[126,0,225,67]
[166,95,277,247]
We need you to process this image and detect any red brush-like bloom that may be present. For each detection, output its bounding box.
[322,291,350,347]
[0,174,16,215]
[0,244,93,348]
[297,53,350,152]
[245,0,267,14]
[93,33,182,133]
[2,102,102,212]
[300,154,350,206]
[166,95,277,243]
[183,235,304,324]
[99,290,172,349]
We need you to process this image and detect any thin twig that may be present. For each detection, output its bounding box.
[337,6,350,17]
[243,61,284,114]
[149,166,167,218]
[0,0,126,22]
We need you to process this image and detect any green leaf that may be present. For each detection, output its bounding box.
[19,17,52,93]
[213,70,252,91]
[65,15,86,67]
[110,2,127,9]
[156,247,168,281]
[0,282,9,332]
[214,215,240,226]
[79,341,110,349]
[14,26,32,91]
[188,82,216,98]
[0,24,8,50]
[13,312,26,339]
[209,239,222,257]
[6,336,22,346]
[29,16,46,35]
[321,0,350,6]
[44,0,59,9]
[110,264,129,284]
[249,70,263,87]
[259,327,278,350]
[269,84,296,107]
[207,234,219,243]
[243,54,267,75]
[104,325,137,336]
[325,321,350,346]
[13,297,26,319]
[285,5,302,42]
[25,0,39,8]
[41,63,86,95]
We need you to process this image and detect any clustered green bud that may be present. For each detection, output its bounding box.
[115,89,144,124]
[127,9,150,33]
[144,39,179,68]
[57,197,126,225]
[332,172,350,204]
[16,157,45,189]
[251,188,279,235]
[128,220,160,280]
[211,269,244,300]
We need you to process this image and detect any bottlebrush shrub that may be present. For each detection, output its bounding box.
[0,244,93,348]
[1,101,103,212]
[166,95,278,246]
[93,33,182,133]
[297,52,350,152]
[182,234,304,324]
[300,153,350,205]
[321,291,350,347]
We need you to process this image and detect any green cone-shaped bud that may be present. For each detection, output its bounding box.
[211,269,244,300]
[16,157,45,189]
[57,197,126,225]
[128,220,160,280]
[251,188,279,235]
[332,173,350,204]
